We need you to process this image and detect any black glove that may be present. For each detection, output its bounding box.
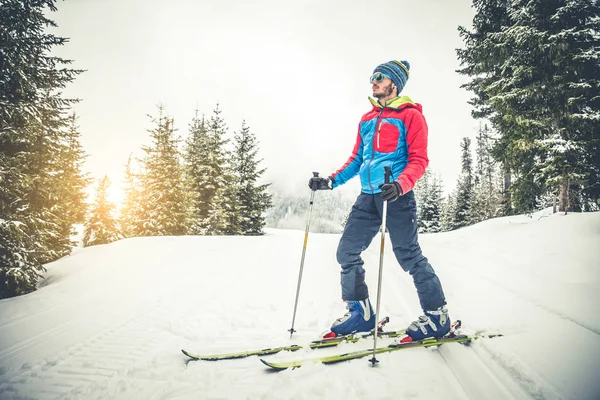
[308,176,332,191]
[379,181,402,202]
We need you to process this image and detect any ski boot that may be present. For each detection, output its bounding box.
[327,299,376,337]
[403,305,451,342]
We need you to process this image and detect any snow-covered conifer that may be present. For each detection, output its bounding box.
[453,138,475,228]
[83,176,121,247]
[231,121,272,235]
[0,0,83,298]
[138,106,188,236]
[120,155,146,237]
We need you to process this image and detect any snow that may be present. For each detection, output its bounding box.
[1,210,599,400]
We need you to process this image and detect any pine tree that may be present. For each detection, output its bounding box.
[440,192,458,232]
[414,168,443,233]
[453,138,475,228]
[50,113,90,255]
[0,0,83,298]
[83,176,121,247]
[184,111,211,235]
[231,121,272,235]
[204,105,236,234]
[139,106,188,236]
[457,0,515,213]
[185,104,236,235]
[120,155,145,237]
[470,123,502,223]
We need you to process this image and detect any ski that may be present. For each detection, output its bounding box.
[182,344,302,361]
[182,320,472,361]
[261,333,499,370]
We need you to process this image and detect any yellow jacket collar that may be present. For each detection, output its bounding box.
[369,95,415,109]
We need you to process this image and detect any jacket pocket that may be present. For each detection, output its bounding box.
[375,122,400,153]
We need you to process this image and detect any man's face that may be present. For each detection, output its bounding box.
[371,73,396,99]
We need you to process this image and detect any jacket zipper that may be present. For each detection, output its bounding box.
[367,107,386,193]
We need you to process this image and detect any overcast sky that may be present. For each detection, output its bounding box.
[50,0,479,200]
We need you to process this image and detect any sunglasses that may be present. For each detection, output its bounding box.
[370,72,392,83]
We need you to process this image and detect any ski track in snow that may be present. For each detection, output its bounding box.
[1,285,175,399]
[441,258,600,337]
[369,250,535,400]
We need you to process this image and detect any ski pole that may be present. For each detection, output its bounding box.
[370,166,392,366]
[288,172,319,338]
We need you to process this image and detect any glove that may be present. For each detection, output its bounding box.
[379,181,402,202]
[308,176,332,191]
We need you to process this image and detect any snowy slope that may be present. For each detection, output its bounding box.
[0,210,599,400]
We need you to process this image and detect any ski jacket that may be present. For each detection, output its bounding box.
[331,96,429,195]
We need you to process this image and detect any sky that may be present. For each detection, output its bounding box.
[1,210,599,399]
[49,0,480,201]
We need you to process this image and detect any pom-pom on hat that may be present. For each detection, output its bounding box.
[373,60,410,94]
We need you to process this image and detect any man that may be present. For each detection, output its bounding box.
[308,60,450,341]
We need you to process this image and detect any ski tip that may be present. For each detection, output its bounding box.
[181,349,198,360]
[260,358,289,371]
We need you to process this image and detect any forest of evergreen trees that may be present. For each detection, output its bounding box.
[1,0,598,299]
[87,103,273,245]
[456,0,600,214]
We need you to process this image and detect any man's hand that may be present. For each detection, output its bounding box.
[379,181,402,202]
[308,176,332,191]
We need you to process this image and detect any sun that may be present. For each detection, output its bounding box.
[106,184,125,208]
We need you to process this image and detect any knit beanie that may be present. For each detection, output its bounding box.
[373,60,410,94]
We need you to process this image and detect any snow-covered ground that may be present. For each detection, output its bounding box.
[1,209,599,400]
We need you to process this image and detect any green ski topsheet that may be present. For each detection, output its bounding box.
[182,345,302,361]
[261,335,476,370]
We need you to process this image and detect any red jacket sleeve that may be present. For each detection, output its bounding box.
[397,108,429,194]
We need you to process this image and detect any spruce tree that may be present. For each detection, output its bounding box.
[120,155,145,237]
[440,192,458,232]
[457,0,515,213]
[414,168,443,233]
[51,113,90,255]
[453,138,475,228]
[0,0,83,298]
[204,105,236,234]
[184,112,212,234]
[185,104,237,235]
[139,106,188,236]
[83,176,121,247]
[471,123,502,223]
[231,121,272,235]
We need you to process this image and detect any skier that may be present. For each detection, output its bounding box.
[308,60,450,341]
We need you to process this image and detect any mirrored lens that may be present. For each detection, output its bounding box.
[370,73,388,83]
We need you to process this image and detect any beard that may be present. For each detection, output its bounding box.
[373,82,395,99]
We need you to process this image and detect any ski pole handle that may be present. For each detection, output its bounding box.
[309,172,320,191]
[384,166,392,185]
